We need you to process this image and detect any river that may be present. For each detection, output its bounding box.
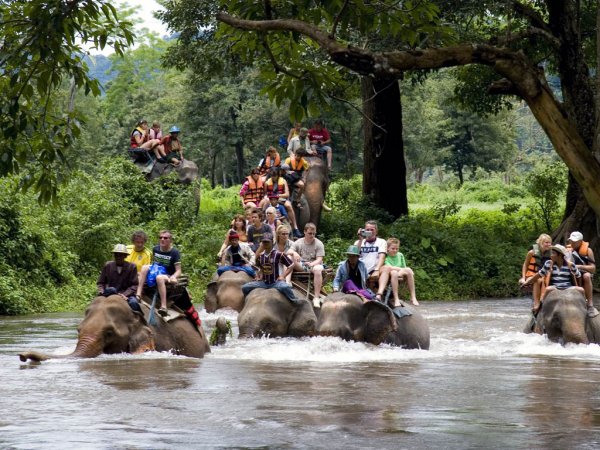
[1,298,600,449]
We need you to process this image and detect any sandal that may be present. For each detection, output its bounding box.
[158,307,168,317]
[375,293,383,302]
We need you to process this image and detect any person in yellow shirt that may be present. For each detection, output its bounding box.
[126,230,153,273]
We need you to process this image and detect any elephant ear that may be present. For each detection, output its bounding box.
[363,301,397,345]
[128,312,156,354]
[205,280,218,313]
[288,300,317,337]
[586,315,600,343]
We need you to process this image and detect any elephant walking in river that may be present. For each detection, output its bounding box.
[205,271,253,313]
[19,295,210,361]
[316,293,430,349]
[525,289,600,345]
[238,288,317,338]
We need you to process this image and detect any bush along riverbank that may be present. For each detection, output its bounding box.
[0,158,550,314]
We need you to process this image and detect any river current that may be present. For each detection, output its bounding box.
[1,298,600,449]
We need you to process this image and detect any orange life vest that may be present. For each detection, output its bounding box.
[243,176,264,204]
[290,156,306,172]
[525,244,551,278]
[265,177,286,196]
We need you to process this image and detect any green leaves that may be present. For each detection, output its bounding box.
[0,0,134,203]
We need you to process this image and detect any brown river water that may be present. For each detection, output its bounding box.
[1,298,600,449]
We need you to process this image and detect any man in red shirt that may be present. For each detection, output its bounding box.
[308,119,332,170]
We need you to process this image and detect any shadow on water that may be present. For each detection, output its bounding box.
[77,357,201,390]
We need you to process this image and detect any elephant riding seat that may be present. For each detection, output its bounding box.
[316,292,430,349]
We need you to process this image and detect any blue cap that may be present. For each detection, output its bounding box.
[169,126,180,133]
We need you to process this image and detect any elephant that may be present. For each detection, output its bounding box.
[148,159,199,184]
[316,292,430,349]
[205,271,253,313]
[19,295,210,362]
[237,288,318,338]
[525,289,600,345]
[293,155,329,230]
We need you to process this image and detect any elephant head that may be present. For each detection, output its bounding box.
[205,271,253,313]
[148,159,199,184]
[534,289,600,345]
[19,296,155,362]
[317,293,430,349]
[238,288,317,338]
[296,156,329,229]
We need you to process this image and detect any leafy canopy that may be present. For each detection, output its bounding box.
[0,0,134,203]
[160,0,450,120]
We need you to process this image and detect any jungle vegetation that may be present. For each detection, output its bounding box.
[0,1,585,314]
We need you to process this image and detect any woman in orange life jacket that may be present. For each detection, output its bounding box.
[130,119,164,160]
[239,168,265,209]
[522,244,586,315]
[258,146,281,179]
[519,233,552,314]
[260,166,303,239]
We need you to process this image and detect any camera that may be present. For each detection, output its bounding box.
[360,229,373,238]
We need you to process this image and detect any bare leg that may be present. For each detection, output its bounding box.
[389,270,400,305]
[156,275,169,309]
[377,266,391,297]
[400,268,419,305]
[583,273,594,306]
[136,265,150,298]
[532,278,543,313]
[326,148,332,169]
[313,266,323,299]
[295,181,305,203]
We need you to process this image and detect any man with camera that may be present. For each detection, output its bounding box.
[354,220,387,279]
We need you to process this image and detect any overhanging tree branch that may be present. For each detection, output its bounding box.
[215,10,600,218]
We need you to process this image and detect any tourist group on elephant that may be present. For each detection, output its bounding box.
[519,230,600,345]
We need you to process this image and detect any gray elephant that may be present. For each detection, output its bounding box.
[148,159,199,184]
[316,293,430,349]
[525,289,600,345]
[205,271,253,313]
[19,295,210,362]
[293,155,329,229]
[238,288,317,338]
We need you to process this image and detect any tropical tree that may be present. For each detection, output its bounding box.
[159,0,446,218]
[212,1,600,250]
[0,0,134,202]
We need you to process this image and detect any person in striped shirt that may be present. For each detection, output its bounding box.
[241,233,298,303]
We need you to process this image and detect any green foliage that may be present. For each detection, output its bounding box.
[525,161,567,230]
[0,0,134,203]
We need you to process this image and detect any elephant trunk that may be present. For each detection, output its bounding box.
[70,334,104,358]
[19,334,103,362]
[561,326,589,345]
[238,325,256,339]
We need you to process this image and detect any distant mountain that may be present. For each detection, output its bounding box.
[83,54,115,90]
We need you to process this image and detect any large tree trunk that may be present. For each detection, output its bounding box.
[546,2,600,251]
[361,75,408,218]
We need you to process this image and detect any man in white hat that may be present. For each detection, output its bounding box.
[567,231,597,315]
[97,244,140,312]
